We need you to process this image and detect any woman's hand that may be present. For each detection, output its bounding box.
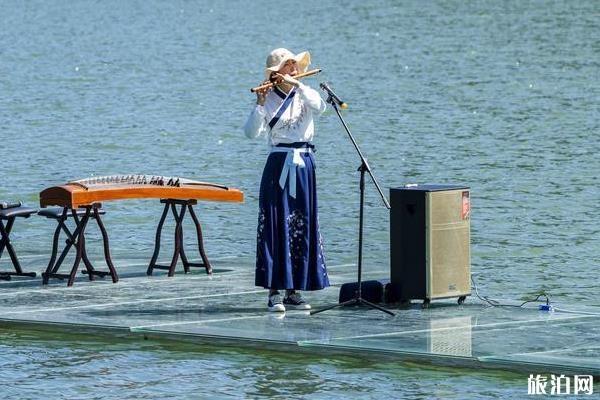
[275,73,300,88]
[255,82,271,105]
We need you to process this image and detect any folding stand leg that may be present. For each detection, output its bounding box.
[0,219,14,281]
[72,211,96,281]
[94,207,118,283]
[67,208,90,287]
[167,203,186,277]
[147,199,213,276]
[0,219,11,258]
[147,200,188,276]
[42,204,118,286]
[79,208,118,283]
[179,208,191,274]
[43,208,84,284]
[42,213,64,284]
[50,223,76,274]
[43,209,73,283]
[0,217,37,279]
[188,204,212,274]
[147,202,170,275]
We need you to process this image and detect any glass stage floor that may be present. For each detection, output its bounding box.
[0,257,598,376]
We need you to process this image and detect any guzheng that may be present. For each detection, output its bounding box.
[40,175,244,208]
[38,175,244,286]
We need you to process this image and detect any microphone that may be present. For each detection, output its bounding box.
[319,82,348,109]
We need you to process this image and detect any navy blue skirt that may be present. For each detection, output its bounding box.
[255,144,330,291]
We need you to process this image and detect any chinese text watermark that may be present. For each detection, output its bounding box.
[528,374,594,395]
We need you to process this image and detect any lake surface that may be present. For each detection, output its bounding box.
[1,0,598,398]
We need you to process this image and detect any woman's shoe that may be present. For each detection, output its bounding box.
[283,292,311,310]
[268,291,286,312]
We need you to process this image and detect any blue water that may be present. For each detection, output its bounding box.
[1,0,598,398]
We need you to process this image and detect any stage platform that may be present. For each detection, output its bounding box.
[0,256,598,376]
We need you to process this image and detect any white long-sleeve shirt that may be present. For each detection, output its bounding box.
[244,83,326,145]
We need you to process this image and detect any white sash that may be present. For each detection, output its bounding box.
[270,146,312,199]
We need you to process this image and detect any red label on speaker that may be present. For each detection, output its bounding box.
[462,191,470,220]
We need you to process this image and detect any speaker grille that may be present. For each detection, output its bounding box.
[427,190,471,298]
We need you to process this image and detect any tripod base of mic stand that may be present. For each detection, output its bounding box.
[310,296,395,316]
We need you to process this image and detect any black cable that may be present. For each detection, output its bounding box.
[471,275,550,309]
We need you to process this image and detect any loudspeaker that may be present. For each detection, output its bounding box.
[390,184,471,304]
[338,279,401,304]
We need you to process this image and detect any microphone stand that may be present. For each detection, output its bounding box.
[311,91,395,316]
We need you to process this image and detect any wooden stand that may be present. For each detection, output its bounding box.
[41,204,118,286]
[0,206,38,280]
[147,199,212,277]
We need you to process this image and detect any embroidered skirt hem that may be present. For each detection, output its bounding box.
[254,151,329,291]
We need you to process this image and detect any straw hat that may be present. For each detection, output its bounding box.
[265,48,311,80]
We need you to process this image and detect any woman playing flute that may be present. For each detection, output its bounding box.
[244,48,329,312]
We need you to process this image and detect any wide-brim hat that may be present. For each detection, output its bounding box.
[265,48,311,80]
